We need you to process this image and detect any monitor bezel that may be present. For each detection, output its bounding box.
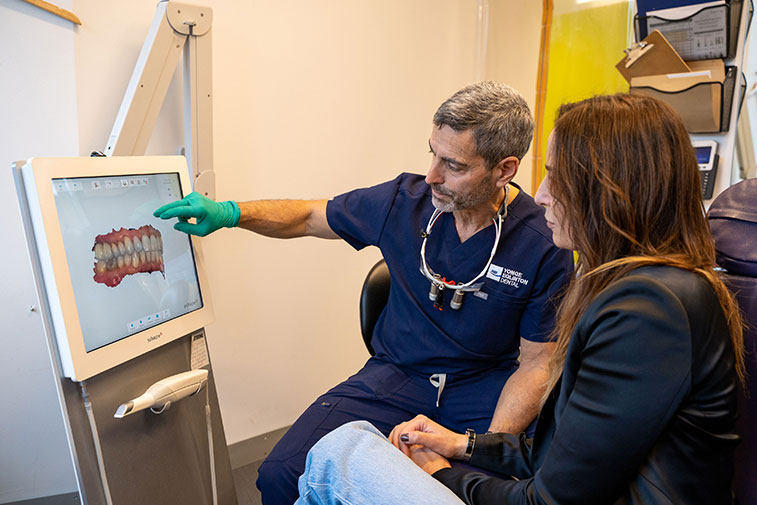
[21,155,214,381]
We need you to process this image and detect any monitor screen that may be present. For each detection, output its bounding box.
[52,173,203,352]
[17,156,213,381]
[695,146,712,165]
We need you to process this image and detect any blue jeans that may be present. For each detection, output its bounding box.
[294,420,464,505]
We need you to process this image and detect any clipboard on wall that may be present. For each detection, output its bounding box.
[616,30,691,83]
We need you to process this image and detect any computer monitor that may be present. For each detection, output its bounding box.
[18,156,213,381]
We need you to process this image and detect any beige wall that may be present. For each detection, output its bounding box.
[487,0,544,194]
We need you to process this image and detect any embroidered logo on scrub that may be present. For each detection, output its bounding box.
[486,264,529,288]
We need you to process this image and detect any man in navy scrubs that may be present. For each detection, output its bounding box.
[155,81,574,505]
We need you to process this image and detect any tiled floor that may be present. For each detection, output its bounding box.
[233,459,264,505]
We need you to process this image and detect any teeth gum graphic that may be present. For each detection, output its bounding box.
[92,225,164,287]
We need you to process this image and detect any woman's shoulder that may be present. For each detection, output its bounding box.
[586,265,721,334]
[609,265,716,306]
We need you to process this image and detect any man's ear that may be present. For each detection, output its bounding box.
[493,156,519,188]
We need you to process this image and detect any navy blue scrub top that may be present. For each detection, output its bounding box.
[326,173,574,378]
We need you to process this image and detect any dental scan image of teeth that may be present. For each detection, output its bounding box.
[52,173,203,353]
[92,225,165,287]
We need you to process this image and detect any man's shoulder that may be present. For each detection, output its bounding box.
[332,173,427,202]
[393,172,432,198]
[506,188,557,245]
[355,173,431,211]
[342,173,429,200]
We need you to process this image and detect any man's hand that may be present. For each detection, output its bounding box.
[407,445,452,475]
[388,415,468,459]
[153,192,240,237]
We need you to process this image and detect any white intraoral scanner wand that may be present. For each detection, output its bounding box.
[114,369,208,418]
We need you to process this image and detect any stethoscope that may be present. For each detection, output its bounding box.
[419,185,509,310]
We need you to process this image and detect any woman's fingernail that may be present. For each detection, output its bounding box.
[400,434,409,442]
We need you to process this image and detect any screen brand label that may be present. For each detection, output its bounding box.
[147,331,164,343]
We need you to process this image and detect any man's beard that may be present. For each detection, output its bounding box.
[430,177,496,213]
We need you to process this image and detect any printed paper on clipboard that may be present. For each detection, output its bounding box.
[645,1,727,60]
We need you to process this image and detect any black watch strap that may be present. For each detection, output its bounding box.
[463,428,476,461]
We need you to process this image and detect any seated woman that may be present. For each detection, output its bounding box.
[293,93,745,505]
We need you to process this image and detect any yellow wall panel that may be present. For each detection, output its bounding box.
[534,0,634,185]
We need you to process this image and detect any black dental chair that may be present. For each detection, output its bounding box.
[708,179,757,505]
[359,259,390,356]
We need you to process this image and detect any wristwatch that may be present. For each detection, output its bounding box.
[463,428,476,462]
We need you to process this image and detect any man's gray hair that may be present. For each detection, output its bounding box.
[433,81,534,168]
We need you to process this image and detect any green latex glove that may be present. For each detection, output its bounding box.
[153,192,240,237]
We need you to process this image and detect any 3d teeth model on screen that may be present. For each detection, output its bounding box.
[92,225,165,287]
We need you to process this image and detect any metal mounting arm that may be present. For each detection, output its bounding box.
[105,1,215,198]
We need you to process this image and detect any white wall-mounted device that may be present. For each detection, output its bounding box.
[693,139,720,200]
[114,369,208,417]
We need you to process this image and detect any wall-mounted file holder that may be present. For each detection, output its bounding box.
[635,0,743,61]
[630,62,742,133]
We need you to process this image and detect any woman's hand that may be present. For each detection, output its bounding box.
[389,414,468,459]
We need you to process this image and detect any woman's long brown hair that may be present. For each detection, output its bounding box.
[543,93,745,398]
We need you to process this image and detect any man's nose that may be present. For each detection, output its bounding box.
[425,159,443,185]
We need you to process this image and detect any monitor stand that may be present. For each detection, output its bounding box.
[60,330,237,505]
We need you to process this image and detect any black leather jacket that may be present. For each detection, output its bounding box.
[434,266,738,505]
